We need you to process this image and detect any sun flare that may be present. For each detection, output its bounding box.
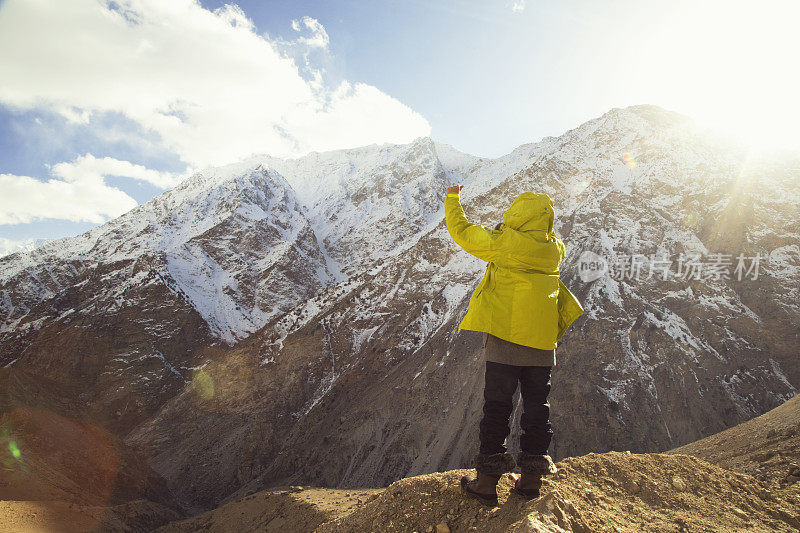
[631,0,800,152]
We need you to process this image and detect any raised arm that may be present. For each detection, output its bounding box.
[444,185,502,263]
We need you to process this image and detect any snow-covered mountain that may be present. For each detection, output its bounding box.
[1,104,798,512]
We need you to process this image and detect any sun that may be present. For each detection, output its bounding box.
[631,0,800,153]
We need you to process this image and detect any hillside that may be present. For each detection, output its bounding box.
[0,405,174,508]
[667,393,800,488]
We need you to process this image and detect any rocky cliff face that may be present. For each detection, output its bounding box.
[1,105,798,512]
[0,165,328,430]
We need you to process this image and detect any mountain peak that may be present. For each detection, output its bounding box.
[607,104,697,128]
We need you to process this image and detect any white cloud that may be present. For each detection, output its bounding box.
[0,154,185,224]
[0,0,431,170]
[0,237,50,258]
[49,154,184,189]
[291,15,329,49]
[511,0,526,13]
[214,4,254,31]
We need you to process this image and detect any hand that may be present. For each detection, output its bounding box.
[446,185,463,195]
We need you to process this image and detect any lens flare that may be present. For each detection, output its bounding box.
[683,212,698,227]
[8,440,21,459]
[623,153,637,168]
[192,369,215,400]
[1,405,122,532]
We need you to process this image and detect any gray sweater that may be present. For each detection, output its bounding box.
[482,331,555,367]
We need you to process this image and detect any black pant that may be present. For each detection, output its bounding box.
[479,361,553,455]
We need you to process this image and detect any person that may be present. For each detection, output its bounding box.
[443,184,584,507]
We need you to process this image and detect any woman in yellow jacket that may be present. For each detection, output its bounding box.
[444,185,583,506]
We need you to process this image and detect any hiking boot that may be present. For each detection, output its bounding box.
[460,452,516,507]
[461,471,501,507]
[510,472,543,500]
[510,453,557,500]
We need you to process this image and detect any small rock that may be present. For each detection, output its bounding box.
[436,523,450,533]
[623,450,632,455]
[765,453,782,464]
[731,507,748,519]
[622,478,640,494]
[672,476,687,492]
[756,451,774,462]
[535,493,558,515]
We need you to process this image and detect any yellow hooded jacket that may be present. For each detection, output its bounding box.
[445,191,584,349]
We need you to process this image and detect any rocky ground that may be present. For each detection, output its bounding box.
[315,452,800,533]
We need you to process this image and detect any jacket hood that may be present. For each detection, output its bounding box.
[494,191,564,274]
[502,192,555,233]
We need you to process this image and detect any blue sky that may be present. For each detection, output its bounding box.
[0,0,798,254]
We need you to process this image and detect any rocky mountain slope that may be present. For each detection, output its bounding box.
[666,392,800,488]
[1,105,799,514]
